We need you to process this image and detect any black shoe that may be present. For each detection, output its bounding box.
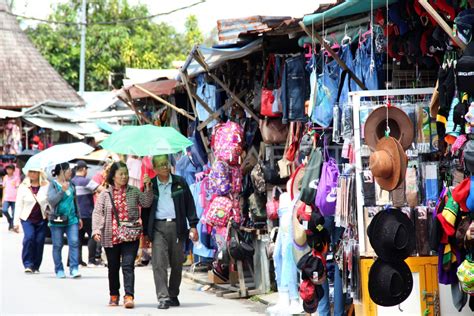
[158,301,169,309]
[79,261,87,267]
[167,297,180,307]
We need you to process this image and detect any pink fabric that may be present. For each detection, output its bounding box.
[140,157,156,191]
[3,175,19,202]
[451,134,468,155]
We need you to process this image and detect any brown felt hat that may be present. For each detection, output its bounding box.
[370,137,407,192]
[364,106,414,150]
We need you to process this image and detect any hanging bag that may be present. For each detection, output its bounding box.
[261,55,281,117]
[266,186,283,220]
[259,118,289,144]
[315,141,340,216]
[286,122,302,162]
[272,57,284,114]
[108,192,142,242]
[300,147,323,205]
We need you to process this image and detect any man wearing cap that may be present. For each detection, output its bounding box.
[71,160,103,266]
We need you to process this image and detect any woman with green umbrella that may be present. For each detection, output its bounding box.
[47,163,83,279]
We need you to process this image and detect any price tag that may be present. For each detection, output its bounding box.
[302,221,308,230]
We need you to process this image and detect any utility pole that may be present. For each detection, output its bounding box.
[78,0,87,95]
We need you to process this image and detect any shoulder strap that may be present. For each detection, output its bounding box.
[336,70,348,103]
[107,191,121,225]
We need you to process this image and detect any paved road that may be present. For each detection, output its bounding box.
[0,222,266,316]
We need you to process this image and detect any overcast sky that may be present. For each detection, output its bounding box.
[12,0,329,34]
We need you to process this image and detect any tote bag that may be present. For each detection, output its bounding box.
[315,144,339,216]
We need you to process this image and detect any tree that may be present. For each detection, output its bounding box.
[24,0,202,91]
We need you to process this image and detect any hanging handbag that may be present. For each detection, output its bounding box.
[266,186,282,220]
[285,122,302,162]
[108,192,142,242]
[315,141,339,216]
[261,55,281,117]
[249,191,267,220]
[265,227,279,259]
[259,119,289,144]
[278,124,295,178]
[271,57,284,114]
[299,147,323,205]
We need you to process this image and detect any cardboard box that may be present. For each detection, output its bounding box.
[208,270,226,284]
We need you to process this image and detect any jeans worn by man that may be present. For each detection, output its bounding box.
[144,155,199,310]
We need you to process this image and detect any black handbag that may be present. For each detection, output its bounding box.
[261,161,287,185]
[48,213,68,225]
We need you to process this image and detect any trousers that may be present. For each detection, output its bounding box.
[50,223,79,273]
[152,220,184,302]
[21,219,47,270]
[104,240,139,297]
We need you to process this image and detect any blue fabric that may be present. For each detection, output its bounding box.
[281,54,307,123]
[2,201,15,228]
[21,219,47,270]
[155,177,176,220]
[49,181,78,227]
[188,121,208,168]
[338,45,354,109]
[50,223,80,273]
[189,182,214,258]
[352,39,379,92]
[175,155,201,186]
[273,202,299,300]
[466,176,474,212]
[196,74,218,129]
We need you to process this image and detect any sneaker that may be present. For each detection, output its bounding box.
[24,267,33,274]
[109,295,119,306]
[70,268,81,278]
[79,261,87,267]
[157,301,169,310]
[56,270,66,279]
[33,269,40,274]
[167,297,180,307]
[88,260,105,268]
[123,295,134,309]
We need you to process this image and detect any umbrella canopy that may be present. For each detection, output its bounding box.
[23,142,94,173]
[100,125,193,156]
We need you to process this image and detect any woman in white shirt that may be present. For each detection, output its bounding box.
[14,168,50,273]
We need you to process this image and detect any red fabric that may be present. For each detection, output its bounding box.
[111,187,129,245]
[299,279,315,302]
[452,177,470,212]
[140,157,156,191]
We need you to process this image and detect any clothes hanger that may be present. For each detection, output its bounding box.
[341,24,352,46]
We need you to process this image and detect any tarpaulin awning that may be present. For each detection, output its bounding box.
[23,117,99,135]
[303,0,397,26]
[0,109,22,119]
[185,38,263,78]
[120,80,179,100]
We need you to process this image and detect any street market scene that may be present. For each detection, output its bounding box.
[1,0,474,315]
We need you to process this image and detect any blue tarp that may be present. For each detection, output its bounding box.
[303,0,397,26]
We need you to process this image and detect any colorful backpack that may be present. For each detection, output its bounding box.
[208,161,232,196]
[205,196,233,227]
[229,165,242,194]
[213,121,244,165]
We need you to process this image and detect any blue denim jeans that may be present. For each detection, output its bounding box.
[338,45,354,108]
[281,54,307,123]
[50,223,80,273]
[21,219,47,270]
[196,74,219,129]
[273,205,299,300]
[2,201,15,229]
[352,40,379,92]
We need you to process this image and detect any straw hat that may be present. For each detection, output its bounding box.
[369,137,406,191]
[364,106,414,150]
[288,165,306,200]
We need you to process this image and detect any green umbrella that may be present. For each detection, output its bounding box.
[100,125,193,156]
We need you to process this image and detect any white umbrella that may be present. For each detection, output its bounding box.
[23,142,95,174]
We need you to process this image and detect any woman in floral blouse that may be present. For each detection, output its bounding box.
[92,161,153,308]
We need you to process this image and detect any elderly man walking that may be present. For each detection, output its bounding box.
[144,155,199,310]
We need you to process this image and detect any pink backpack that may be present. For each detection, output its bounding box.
[213,121,244,165]
[208,161,232,196]
[229,165,242,193]
[205,196,233,227]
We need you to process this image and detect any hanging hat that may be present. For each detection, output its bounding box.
[301,284,324,313]
[457,259,474,294]
[297,252,327,285]
[367,208,416,262]
[364,106,414,150]
[452,177,471,212]
[454,9,474,45]
[368,259,413,307]
[293,201,308,248]
[394,137,408,189]
[369,137,405,191]
[463,141,474,174]
[288,165,306,201]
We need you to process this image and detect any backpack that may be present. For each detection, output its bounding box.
[204,196,233,227]
[208,161,232,196]
[229,165,242,194]
[315,146,339,216]
[212,121,244,165]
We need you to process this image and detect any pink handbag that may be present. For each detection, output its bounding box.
[266,186,283,220]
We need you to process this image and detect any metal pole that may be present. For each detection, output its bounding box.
[78,0,87,95]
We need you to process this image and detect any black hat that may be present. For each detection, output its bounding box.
[307,227,330,253]
[369,259,413,307]
[76,160,88,169]
[367,208,415,262]
[297,252,326,285]
[302,286,324,314]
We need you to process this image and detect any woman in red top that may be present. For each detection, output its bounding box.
[92,162,153,308]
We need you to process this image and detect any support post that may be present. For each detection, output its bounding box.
[299,21,367,90]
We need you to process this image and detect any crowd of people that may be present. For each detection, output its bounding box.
[3,155,199,309]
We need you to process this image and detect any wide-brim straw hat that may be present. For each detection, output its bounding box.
[369,137,406,191]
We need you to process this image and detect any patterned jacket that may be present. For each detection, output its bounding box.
[92,185,153,248]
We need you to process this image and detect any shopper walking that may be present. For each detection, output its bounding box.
[47,163,83,279]
[146,155,199,310]
[71,160,103,266]
[14,168,49,273]
[2,164,20,232]
[92,161,153,308]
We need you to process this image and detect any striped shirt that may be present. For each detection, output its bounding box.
[92,185,153,248]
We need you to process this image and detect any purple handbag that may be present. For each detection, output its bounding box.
[315,143,339,216]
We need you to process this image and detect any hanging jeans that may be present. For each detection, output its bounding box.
[281,54,307,123]
[195,74,218,128]
[318,215,345,316]
[352,39,379,92]
[273,205,299,300]
[50,223,80,273]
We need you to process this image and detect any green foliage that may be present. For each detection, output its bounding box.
[25,0,203,91]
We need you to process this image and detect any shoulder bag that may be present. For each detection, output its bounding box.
[261,55,281,117]
[48,183,69,225]
[108,192,142,242]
